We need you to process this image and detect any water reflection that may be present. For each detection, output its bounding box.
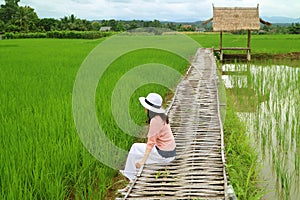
[222,63,300,200]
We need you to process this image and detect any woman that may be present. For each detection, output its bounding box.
[119,93,176,189]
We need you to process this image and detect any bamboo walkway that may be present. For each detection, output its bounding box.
[117,48,228,200]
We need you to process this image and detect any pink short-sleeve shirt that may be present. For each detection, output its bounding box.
[146,115,176,151]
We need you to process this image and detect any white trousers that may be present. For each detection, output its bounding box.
[121,143,175,181]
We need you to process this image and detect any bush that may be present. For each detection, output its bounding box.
[2,31,114,39]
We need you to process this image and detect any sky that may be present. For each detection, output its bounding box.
[1,0,300,22]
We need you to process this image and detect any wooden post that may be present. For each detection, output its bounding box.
[220,31,223,61]
[247,30,251,61]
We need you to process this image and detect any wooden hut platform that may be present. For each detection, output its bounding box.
[116,48,228,199]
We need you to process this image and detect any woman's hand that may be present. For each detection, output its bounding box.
[135,160,145,169]
[136,148,150,169]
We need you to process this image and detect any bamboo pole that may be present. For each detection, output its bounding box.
[247,30,251,61]
[220,31,223,61]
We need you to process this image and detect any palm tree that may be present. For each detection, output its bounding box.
[14,6,38,32]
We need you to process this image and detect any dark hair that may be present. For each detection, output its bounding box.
[147,110,169,124]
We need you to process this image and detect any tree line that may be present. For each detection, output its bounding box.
[0,0,195,34]
[0,0,299,35]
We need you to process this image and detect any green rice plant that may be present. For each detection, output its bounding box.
[223,103,264,199]
[188,33,300,54]
[0,38,190,199]
[155,169,170,179]
[95,48,189,148]
[0,38,114,199]
[225,60,299,199]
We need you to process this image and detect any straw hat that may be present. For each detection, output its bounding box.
[139,93,165,113]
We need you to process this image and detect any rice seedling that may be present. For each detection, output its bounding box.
[222,60,299,199]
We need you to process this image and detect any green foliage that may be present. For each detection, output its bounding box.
[0,0,300,35]
[0,20,3,33]
[58,14,92,31]
[0,1,39,32]
[14,6,39,32]
[288,23,300,34]
[3,30,113,39]
[0,0,20,23]
[46,30,113,39]
[3,31,46,38]
[38,18,58,31]
[224,104,265,199]
[91,20,101,31]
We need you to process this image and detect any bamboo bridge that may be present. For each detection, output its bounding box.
[117,48,229,200]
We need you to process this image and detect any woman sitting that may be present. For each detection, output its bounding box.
[119,93,176,191]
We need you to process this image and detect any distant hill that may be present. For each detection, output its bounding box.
[261,16,300,23]
[163,16,299,26]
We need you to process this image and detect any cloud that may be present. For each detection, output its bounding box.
[2,0,298,21]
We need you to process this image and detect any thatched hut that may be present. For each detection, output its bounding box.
[203,4,271,61]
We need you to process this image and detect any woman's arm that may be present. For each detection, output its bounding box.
[136,117,161,168]
[135,148,151,169]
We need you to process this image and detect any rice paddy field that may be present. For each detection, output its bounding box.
[0,37,190,199]
[0,33,299,199]
[188,33,300,54]
[212,33,300,199]
[222,61,300,200]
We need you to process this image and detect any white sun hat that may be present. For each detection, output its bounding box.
[139,93,165,113]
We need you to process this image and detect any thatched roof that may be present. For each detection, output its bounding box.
[203,5,271,32]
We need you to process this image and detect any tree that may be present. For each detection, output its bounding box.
[0,19,4,33]
[262,24,270,32]
[129,20,138,30]
[5,23,20,32]
[39,18,59,31]
[81,19,91,31]
[14,6,39,32]
[59,16,69,30]
[0,0,20,23]
[116,21,126,31]
[73,18,86,31]
[150,19,161,28]
[58,14,91,31]
[288,23,300,34]
[107,19,116,30]
[166,22,177,31]
[91,21,101,31]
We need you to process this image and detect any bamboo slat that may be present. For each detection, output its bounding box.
[117,48,228,200]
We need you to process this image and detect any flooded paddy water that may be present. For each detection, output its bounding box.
[221,61,300,200]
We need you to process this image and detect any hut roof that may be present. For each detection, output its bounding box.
[202,5,271,32]
[213,6,260,31]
